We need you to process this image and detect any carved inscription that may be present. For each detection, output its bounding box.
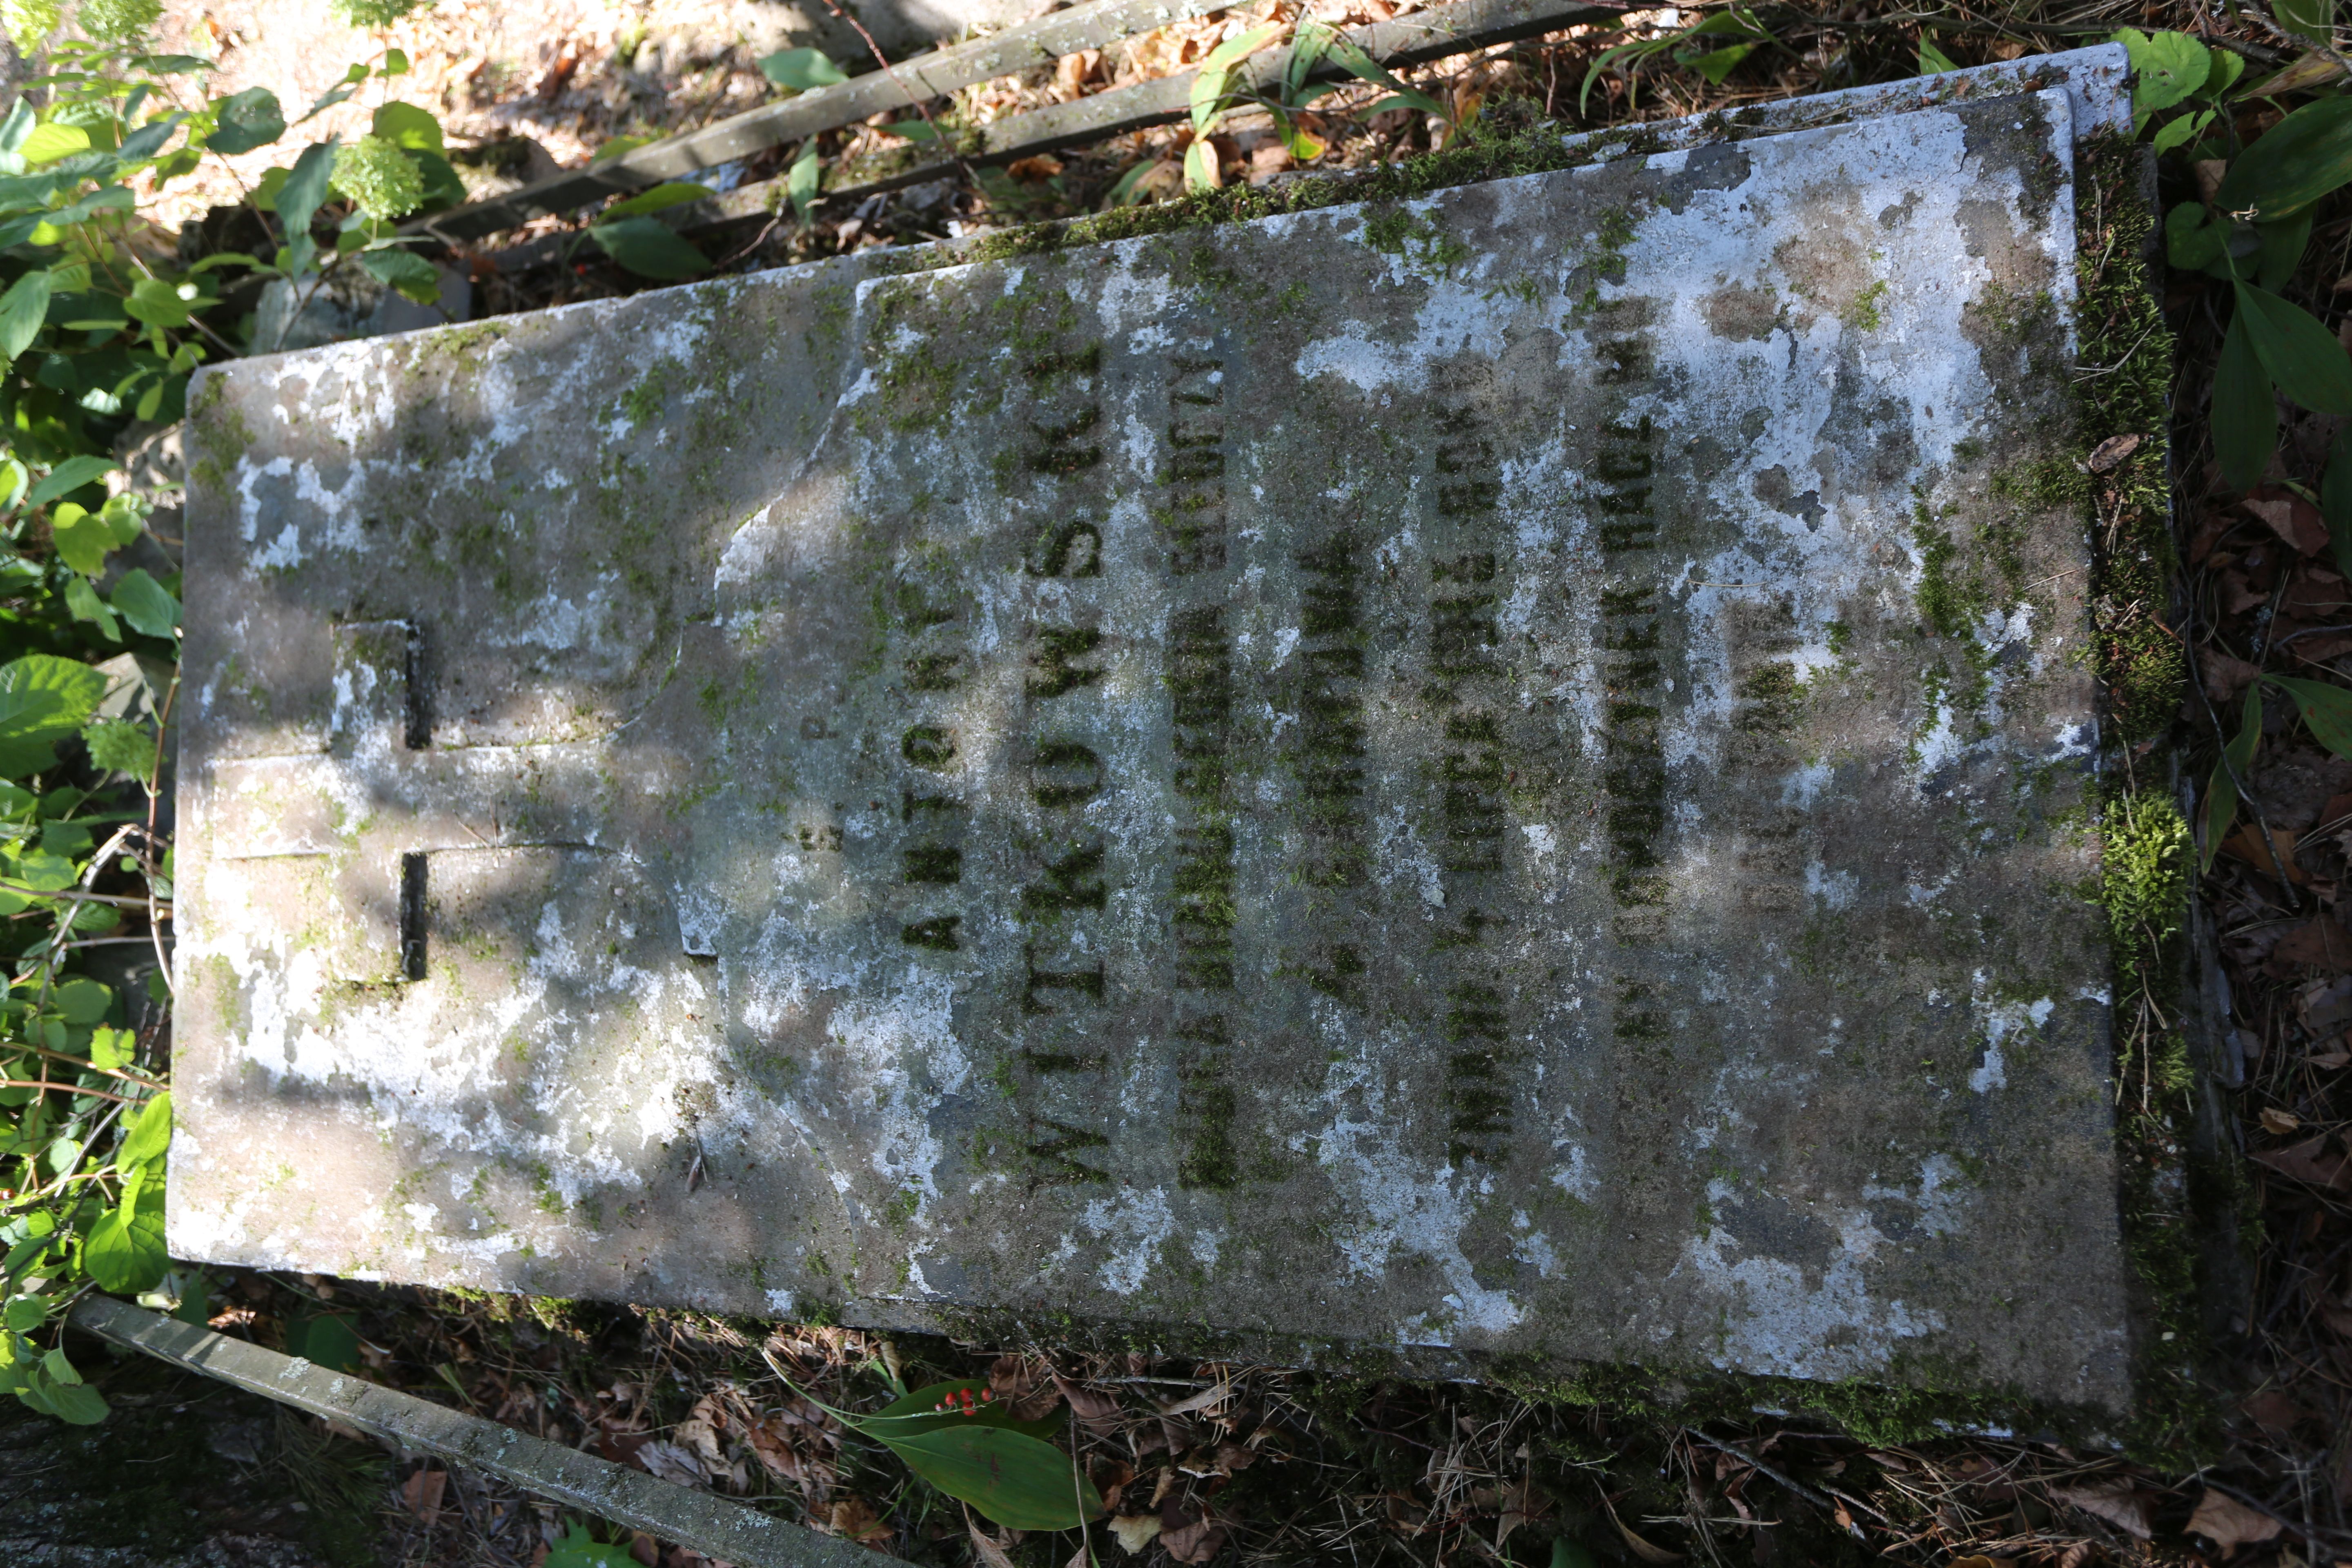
[1165,354,1240,1188]
[1425,381,1514,1168]
[1013,339,1116,1187]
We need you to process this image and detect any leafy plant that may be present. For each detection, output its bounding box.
[780,1372,1105,1531]
[1579,7,1777,115]
[2203,674,2352,868]
[1184,22,1285,191]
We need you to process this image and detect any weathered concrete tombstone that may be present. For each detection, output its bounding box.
[176,49,2147,1415]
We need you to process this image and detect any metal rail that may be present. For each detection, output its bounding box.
[69,1295,888,1568]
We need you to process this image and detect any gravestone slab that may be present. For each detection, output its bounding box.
[176,51,2139,1411]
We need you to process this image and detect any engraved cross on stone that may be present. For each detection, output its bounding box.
[209,620,619,983]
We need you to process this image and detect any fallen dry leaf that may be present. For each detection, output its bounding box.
[2244,1388,2312,1432]
[2187,1486,2284,1548]
[635,1439,708,1489]
[1108,1514,1163,1555]
[2222,823,2309,884]
[1006,154,1065,181]
[2264,1106,2305,1134]
[1160,1511,1228,1565]
[2087,432,2143,472]
[1054,1373,1125,1434]
[400,1466,448,1525]
[825,1497,893,1544]
[2251,1134,2352,1190]
[2051,1477,2153,1538]
[2203,648,2262,702]
[1600,1488,1684,1563]
[966,1516,1019,1568]
[2270,914,2352,972]
[1158,1380,1232,1417]
[2243,491,2332,556]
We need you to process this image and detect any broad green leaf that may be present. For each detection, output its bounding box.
[787,145,820,224]
[2216,96,2352,220]
[2235,282,2352,415]
[2258,211,2313,290]
[13,849,75,889]
[64,575,119,641]
[2212,299,2277,490]
[588,217,707,281]
[286,1310,361,1371]
[2278,0,2335,46]
[0,101,33,161]
[601,182,712,221]
[2151,109,2212,155]
[1551,1540,1601,1568]
[122,275,196,329]
[89,1025,132,1071]
[1,1296,43,1332]
[297,84,359,124]
[51,502,114,575]
[2205,46,2246,99]
[757,47,849,91]
[370,100,442,153]
[27,455,115,509]
[2268,675,2352,760]
[590,135,652,165]
[116,113,184,163]
[1677,40,1759,83]
[1328,33,1446,118]
[100,493,146,547]
[207,86,284,155]
[0,269,49,363]
[0,655,105,782]
[276,138,338,238]
[861,1377,1064,1439]
[880,1424,1104,1530]
[1918,36,1959,74]
[2324,421,2352,580]
[1286,18,1336,98]
[41,1379,108,1424]
[357,246,440,305]
[18,122,89,166]
[116,1091,170,1170]
[58,977,111,1025]
[82,1194,166,1294]
[543,1523,638,1568]
[2114,29,2207,118]
[2165,200,2224,272]
[410,150,466,213]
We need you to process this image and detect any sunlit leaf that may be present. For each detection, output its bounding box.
[109,568,178,640]
[2114,28,2208,118]
[356,246,440,305]
[757,46,849,92]
[370,100,441,154]
[599,182,712,221]
[116,1090,170,1171]
[82,1191,165,1294]
[1918,35,1960,74]
[880,1423,1105,1530]
[207,86,284,155]
[787,144,820,224]
[0,270,50,366]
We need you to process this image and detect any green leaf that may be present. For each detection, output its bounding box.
[357,246,440,305]
[207,86,284,155]
[861,1378,1064,1440]
[2217,96,2352,220]
[276,138,338,240]
[1550,1540,1601,1568]
[2165,201,2224,271]
[2323,421,2352,579]
[757,47,849,91]
[2267,675,2352,760]
[85,716,156,775]
[878,1424,1103,1530]
[2,1296,43,1332]
[600,182,712,221]
[1327,33,1445,118]
[787,145,820,224]
[1191,22,1286,134]
[590,135,652,165]
[2114,29,2208,118]
[19,123,90,166]
[122,275,196,329]
[2213,298,2277,490]
[0,654,106,780]
[1184,137,1219,193]
[27,456,115,509]
[370,100,442,154]
[51,502,114,576]
[286,1310,361,1372]
[2151,108,2212,155]
[83,1192,166,1294]
[2205,686,2263,869]
[587,217,706,281]
[1677,40,1759,83]
[2278,0,2335,46]
[0,270,50,365]
[2235,282,2352,415]
[65,575,119,641]
[117,1091,170,1171]
[1918,35,1960,74]
[2257,211,2314,290]
[543,1523,639,1568]
[2205,46,2246,99]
